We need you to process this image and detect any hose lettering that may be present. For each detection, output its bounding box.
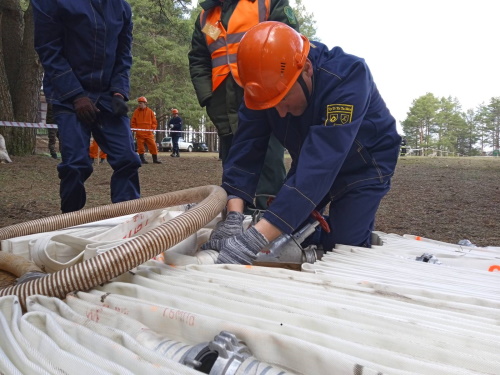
[162,308,196,326]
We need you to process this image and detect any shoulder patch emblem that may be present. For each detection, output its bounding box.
[284,6,297,25]
[325,104,354,126]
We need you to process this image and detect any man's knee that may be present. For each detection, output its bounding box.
[321,228,372,252]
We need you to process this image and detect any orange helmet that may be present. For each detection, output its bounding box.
[237,21,310,110]
[138,96,147,103]
[171,108,179,114]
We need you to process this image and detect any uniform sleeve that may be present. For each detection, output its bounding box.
[32,0,83,102]
[131,110,137,128]
[152,111,158,130]
[109,3,133,100]
[269,0,300,31]
[222,108,272,204]
[188,14,213,107]
[262,60,374,234]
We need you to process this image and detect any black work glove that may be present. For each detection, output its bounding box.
[73,96,100,125]
[112,94,129,117]
[201,211,245,250]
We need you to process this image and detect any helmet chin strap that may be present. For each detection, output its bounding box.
[297,74,312,105]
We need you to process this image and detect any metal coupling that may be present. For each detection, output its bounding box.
[181,331,251,374]
[415,253,442,264]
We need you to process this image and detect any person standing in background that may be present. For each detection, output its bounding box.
[188,0,300,210]
[400,137,408,156]
[89,139,107,165]
[131,97,162,164]
[46,103,59,160]
[47,129,59,160]
[168,108,183,158]
[32,0,141,213]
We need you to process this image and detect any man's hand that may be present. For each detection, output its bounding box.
[204,226,269,265]
[201,211,244,250]
[73,96,100,125]
[112,94,128,116]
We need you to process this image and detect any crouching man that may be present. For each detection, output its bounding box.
[202,22,401,264]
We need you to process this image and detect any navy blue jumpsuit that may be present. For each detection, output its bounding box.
[169,116,183,155]
[32,0,141,213]
[222,42,401,250]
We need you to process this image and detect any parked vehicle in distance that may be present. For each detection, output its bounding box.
[192,142,209,152]
[160,137,193,152]
[160,137,171,152]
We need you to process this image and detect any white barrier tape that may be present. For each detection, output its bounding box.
[0,120,57,129]
[132,128,218,134]
[0,121,218,135]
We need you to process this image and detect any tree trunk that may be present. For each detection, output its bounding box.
[1,0,23,96]
[0,0,42,156]
[0,7,15,121]
[14,3,42,120]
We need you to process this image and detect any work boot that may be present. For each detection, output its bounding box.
[50,152,58,159]
[152,154,162,164]
[139,154,148,164]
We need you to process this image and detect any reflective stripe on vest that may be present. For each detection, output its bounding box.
[200,0,270,91]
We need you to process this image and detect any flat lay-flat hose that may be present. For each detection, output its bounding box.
[0,185,226,309]
[0,252,43,288]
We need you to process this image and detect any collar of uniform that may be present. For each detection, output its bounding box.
[200,0,223,11]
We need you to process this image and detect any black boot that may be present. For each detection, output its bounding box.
[176,151,180,157]
[152,154,162,164]
[170,152,176,157]
[139,154,148,164]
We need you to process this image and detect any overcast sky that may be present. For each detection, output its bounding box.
[302,0,500,131]
[190,0,499,133]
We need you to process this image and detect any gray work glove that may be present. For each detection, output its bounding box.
[15,271,46,285]
[201,211,244,250]
[206,226,269,265]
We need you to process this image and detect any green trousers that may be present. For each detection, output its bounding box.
[206,77,286,210]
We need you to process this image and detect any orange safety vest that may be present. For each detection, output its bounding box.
[200,0,270,92]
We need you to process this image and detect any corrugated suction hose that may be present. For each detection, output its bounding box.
[0,185,226,308]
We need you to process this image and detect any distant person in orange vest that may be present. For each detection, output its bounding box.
[131,96,162,164]
[89,139,107,165]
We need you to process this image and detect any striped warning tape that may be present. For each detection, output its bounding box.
[132,129,218,134]
[0,121,218,135]
[0,121,57,129]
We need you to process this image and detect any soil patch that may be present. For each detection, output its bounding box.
[1,153,499,247]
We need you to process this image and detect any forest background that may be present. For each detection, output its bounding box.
[1,0,499,156]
